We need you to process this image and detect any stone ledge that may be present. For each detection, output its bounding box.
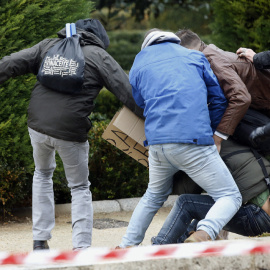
[12,195,178,217]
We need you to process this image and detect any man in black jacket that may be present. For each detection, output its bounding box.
[0,19,143,251]
[236,47,270,147]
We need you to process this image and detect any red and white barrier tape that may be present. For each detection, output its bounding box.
[1,240,270,266]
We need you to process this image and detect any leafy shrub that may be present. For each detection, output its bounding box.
[211,0,270,51]
[0,163,31,220]
[88,118,149,200]
[149,5,212,35]
[107,30,144,70]
[93,88,123,119]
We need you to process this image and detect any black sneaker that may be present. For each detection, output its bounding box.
[33,240,49,250]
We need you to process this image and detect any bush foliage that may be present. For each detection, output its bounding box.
[88,118,148,201]
[211,0,270,51]
[107,30,144,70]
[0,164,31,218]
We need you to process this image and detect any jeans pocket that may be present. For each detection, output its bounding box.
[254,208,270,234]
[245,205,268,236]
[28,128,47,144]
[57,141,89,166]
[170,144,191,157]
[149,147,161,167]
[241,215,255,235]
[170,144,212,170]
[200,145,217,156]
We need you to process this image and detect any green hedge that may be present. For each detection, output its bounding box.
[211,0,270,51]
[107,30,144,70]
[93,88,122,119]
[88,119,148,201]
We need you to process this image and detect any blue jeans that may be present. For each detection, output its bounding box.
[153,194,270,244]
[28,128,93,249]
[119,143,242,247]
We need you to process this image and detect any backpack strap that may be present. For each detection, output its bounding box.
[250,148,270,188]
[222,149,250,161]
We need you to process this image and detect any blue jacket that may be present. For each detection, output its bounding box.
[129,42,227,146]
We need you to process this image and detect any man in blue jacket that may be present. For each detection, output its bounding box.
[117,29,242,248]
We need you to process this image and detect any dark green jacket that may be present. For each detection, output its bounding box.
[173,139,270,204]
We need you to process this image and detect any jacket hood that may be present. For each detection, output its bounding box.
[75,19,110,49]
[141,30,180,50]
[57,19,110,50]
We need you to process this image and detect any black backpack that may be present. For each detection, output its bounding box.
[232,108,270,155]
[37,34,85,94]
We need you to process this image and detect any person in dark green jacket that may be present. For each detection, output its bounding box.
[0,19,143,251]
[152,139,270,244]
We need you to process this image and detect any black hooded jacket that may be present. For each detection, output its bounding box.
[0,21,143,142]
[254,50,270,70]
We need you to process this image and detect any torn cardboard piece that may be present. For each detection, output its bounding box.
[102,106,149,167]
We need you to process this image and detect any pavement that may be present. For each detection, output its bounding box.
[1,195,270,269]
[1,195,186,253]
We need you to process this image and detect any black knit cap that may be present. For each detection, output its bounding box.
[75,19,110,49]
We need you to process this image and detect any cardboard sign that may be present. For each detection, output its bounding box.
[102,106,149,167]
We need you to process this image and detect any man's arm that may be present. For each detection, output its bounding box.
[202,56,228,132]
[129,68,145,109]
[236,47,256,62]
[207,56,251,136]
[98,53,144,119]
[202,56,228,152]
[0,40,48,84]
[236,48,270,69]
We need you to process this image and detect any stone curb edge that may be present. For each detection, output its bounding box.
[13,195,178,218]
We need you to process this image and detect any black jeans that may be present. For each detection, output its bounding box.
[153,194,270,245]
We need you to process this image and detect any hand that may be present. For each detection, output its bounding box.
[236,47,256,62]
[249,126,266,148]
[213,134,223,153]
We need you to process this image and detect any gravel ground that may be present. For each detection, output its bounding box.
[0,208,171,253]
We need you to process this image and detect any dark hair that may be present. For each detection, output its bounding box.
[175,29,201,49]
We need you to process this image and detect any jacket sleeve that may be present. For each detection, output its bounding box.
[129,69,145,109]
[0,40,47,84]
[207,56,251,136]
[253,51,270,70]
[98,53,144,119]
[202,56,228,133]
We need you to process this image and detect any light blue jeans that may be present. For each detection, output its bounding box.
[28,128,93,249]
[119,143,242,247]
